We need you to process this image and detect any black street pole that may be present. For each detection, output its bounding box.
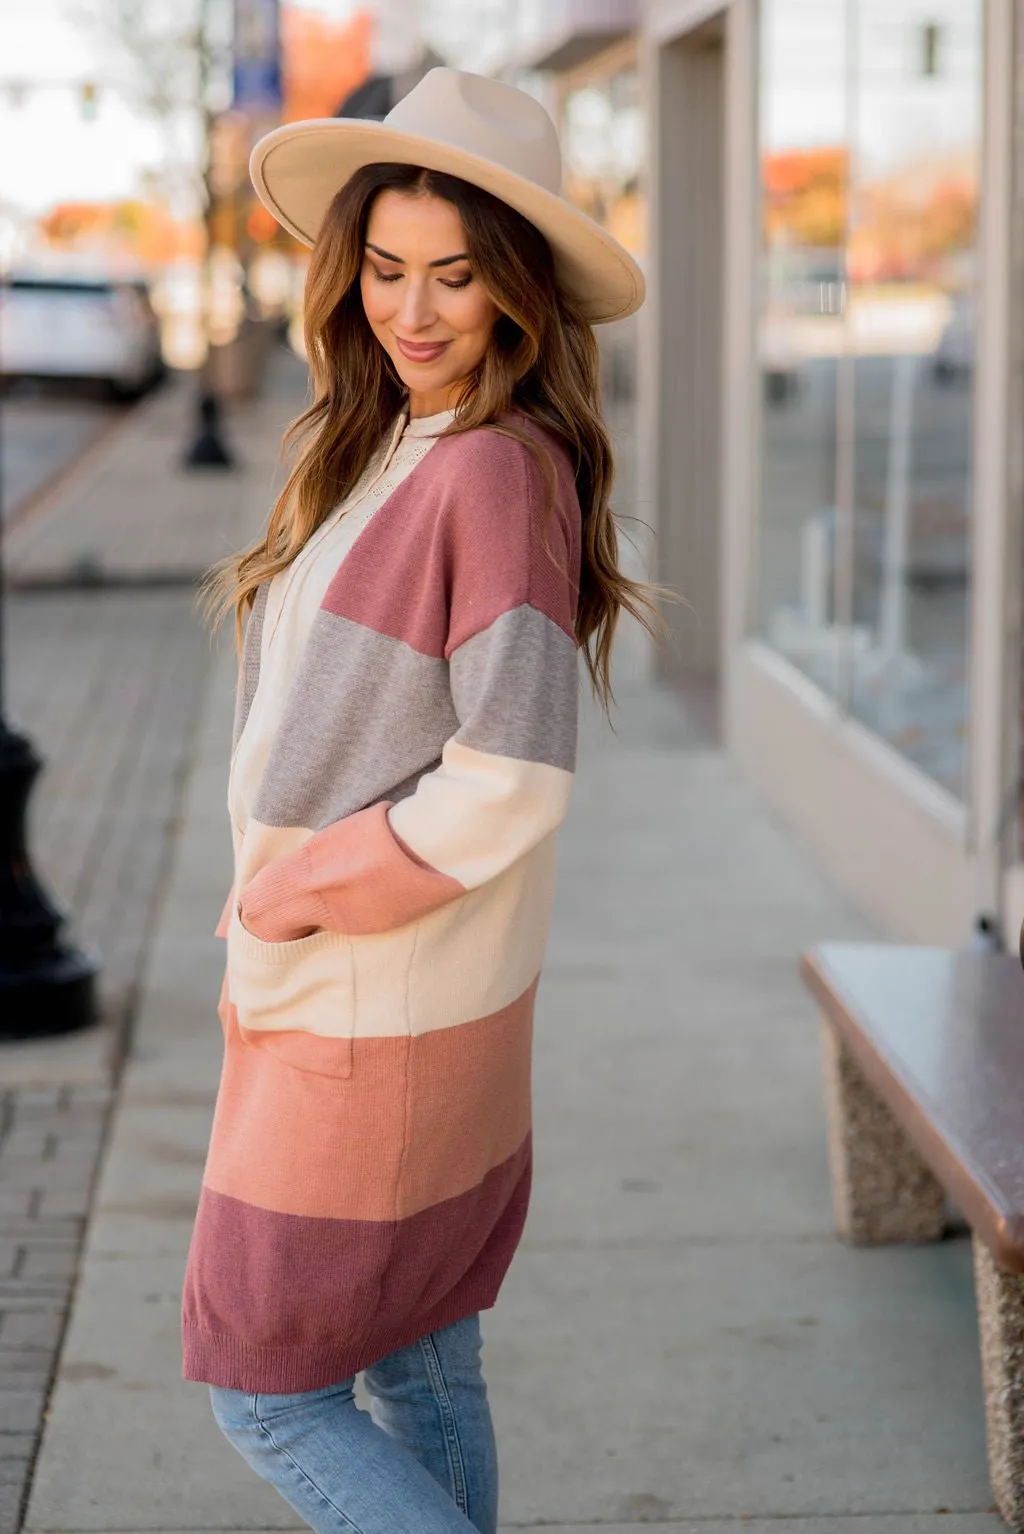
[0,285,99,1040]
[184,0,236,472]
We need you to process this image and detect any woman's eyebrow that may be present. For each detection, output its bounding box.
[365,242,470,268]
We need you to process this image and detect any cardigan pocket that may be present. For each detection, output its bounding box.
[226,907,356,1080]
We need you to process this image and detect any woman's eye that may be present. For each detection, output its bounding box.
[440,275,472,290]
[372,267,402,283]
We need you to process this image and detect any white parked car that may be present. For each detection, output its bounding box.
[0,272,165,398]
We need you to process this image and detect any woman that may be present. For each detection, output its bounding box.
[184,66,655,1534]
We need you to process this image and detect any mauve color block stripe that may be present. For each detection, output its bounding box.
[320,426,580,658]
[185,1278,503,1395]
[204,978,537,1221]
[182,1137,531,1392]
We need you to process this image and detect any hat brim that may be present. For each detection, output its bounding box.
[250,119,645,325]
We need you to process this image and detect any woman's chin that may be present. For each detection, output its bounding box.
[394,358,452,391]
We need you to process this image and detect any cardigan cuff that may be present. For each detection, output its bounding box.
[238,847,328,943]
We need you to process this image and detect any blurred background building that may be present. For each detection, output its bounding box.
[630,0,1010,949]
[487,0,1023,949]
[3,0,1022,948]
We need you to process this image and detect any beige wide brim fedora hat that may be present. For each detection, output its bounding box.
[249,67,645,325]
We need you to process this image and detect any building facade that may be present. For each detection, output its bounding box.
[523,0,1024,945]
[640,0,1024,945]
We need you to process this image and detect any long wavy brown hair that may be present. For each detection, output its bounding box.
[204,162,666,711]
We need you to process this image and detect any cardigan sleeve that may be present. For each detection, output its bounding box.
[238,431,581,942]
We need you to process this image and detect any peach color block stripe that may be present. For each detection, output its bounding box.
[203,979,537,1222]
[229,802,463,928]
[309,801,466,933]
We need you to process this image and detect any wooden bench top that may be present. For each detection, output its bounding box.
[801,943,1024,1272]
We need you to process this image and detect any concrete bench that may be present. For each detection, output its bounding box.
[801,943,1024,1529]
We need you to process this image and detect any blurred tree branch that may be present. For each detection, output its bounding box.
[67,0,224,216]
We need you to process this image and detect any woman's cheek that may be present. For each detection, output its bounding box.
[360,275,391,325]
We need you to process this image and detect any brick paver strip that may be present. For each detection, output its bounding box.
[0,343,308,1533]
[0,1088,112,1534]
[0,604,206,1534]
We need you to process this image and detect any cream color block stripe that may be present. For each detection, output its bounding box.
[406,833,557,1036]
[226,831,557,1039]
[387,741,572,890]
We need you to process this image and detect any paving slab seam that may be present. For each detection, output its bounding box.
[8,1521,1005,1534]
[493,1514,998,1528]
[8,571,212,596]
[515,1230,949,1253]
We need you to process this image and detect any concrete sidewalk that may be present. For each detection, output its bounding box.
[17,614,1003,1529]
[5,347,307,588]
[0,345,310,1534]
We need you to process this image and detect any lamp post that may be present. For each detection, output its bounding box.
[184,0,237,470]
[0,282,99,1039]
[183,0,281,469]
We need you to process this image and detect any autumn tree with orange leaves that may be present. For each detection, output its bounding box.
[762,147,848,250]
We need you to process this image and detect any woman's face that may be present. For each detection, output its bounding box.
[360,189,501,417]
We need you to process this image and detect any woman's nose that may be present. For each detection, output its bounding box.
[397,277,436,332]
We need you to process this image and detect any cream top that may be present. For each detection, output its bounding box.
[229,405,456,833]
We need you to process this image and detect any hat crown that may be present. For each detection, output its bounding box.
[384,68,563,196]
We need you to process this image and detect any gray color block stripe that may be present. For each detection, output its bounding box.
[253,605,577,831]
[451,604,578,772]
[255,614,457,831]
[232,581,269,752]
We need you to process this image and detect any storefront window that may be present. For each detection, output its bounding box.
[757,2,847,697]
[561,61,644,523]
[562,66,644,259]
[756,0,981,798]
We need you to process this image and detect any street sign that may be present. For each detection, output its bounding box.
[233,0,282,113]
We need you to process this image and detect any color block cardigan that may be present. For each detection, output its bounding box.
[181,414,582,1392]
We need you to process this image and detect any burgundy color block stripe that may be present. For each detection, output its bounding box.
[182,1135,531,1392]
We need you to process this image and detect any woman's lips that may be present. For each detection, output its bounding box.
[396,336,451,363]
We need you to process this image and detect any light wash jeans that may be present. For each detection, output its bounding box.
[210,1313,498,1534]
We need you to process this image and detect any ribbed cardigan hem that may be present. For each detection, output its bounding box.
[182,1273,505,1393]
